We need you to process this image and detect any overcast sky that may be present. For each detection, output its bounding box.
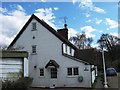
[0,0,119,48]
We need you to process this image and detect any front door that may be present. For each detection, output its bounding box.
[50,68,57,88]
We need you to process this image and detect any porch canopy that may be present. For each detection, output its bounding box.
[45,60,59,68]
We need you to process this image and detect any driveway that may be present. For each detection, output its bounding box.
[107,73,119,88]
[107,76,118,88]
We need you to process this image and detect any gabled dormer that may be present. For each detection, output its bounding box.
[62,43,75,56]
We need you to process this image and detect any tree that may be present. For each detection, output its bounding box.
[97,34,120,61]
[97,34,120,51]
[86,37,93,49]
[69,32,93,49]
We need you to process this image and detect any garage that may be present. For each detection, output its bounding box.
[0,50,28,81]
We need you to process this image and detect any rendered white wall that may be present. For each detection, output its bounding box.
[24,58,29,77]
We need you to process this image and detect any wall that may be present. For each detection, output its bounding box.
[12,18,91,87]
[24,58,29,77]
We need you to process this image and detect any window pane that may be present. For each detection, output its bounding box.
[67,68,72,75]
[74,68,79,75]
[40,68,44,76]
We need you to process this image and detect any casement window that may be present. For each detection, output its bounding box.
[32,45,36,53]
[67,67,79,76]
[73,67,79,75]
[67,68,72,75]
[32,22,37,30]
[39,68,44,76]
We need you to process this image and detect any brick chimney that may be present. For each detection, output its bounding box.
[57,24,68,40]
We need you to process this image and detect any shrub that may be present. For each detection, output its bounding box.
[2,77,33,90]
[116,63,120,72]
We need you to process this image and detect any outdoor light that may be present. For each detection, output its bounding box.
[34,65,37,69]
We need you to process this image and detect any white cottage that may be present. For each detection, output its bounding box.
[8,14,96,88]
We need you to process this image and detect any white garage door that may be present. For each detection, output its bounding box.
[0,58,23,80]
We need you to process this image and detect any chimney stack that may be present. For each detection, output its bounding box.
[57,24,68,40]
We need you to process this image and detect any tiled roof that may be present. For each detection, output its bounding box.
[63,53,89,65]
[74,49,101,65]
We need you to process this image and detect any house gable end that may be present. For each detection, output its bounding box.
[8,14,77,50]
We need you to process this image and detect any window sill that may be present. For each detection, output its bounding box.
[31,53,37,55]
[31,29,37,31]
[39,76,45,78]
[67,75,79,78]
[51,78,57,79]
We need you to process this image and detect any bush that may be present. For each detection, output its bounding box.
[116,63,120,72]
[2,77,33,90]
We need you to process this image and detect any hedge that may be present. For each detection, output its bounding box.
[2,77,33,90]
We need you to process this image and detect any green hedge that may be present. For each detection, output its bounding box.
[2,77,33,90]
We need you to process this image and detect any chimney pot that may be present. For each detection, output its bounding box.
[64,24,67,29]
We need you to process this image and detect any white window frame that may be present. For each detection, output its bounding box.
[67,67,79,76]
[39,68,44,77]
[67,68,72,76]
[73,67,79,75]
[32,22,37,31]
[32,45,36,54]
[62,43,74,56]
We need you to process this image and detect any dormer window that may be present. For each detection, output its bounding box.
[32,22,37,31]
[62,43,75,56]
